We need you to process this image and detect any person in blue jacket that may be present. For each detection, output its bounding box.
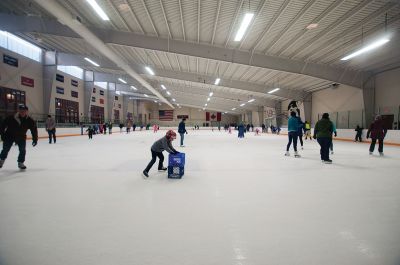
[178,118,188,147]
[238,123,245,138]
[285,112,300,157]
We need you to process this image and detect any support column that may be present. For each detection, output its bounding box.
[258,106,264,126]
[107,82,116,123]
[303,93,312,123]
[363,75,376,128]
[275,101,282,127]
[133,99,139,122]
[43,51,57,115]
[84,70,94,123]
[122,95,129,123]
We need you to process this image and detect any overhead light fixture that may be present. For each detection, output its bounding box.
[154,100,158,103]
[205,103,208,106]
[234,13,254,41]
[209,92,214,97]
[232,108,236,110]
[214,78,220,85]
[172,98,176,101]
[161,85,167,90]
[166,91,171,95]
[341,38,390,61]
[86,0,110,21]
[240,103,245,107]
[207,98,210,101]
[177,104,180,106]
[224,112,227,114]
[306,23,318,30]
[145,66,155,75]
[144,94,149,97]
[84,57,100,67]
[268,88,280,94]
[248,99,255,103]
[118,78,127,84]
[130,85,137,90]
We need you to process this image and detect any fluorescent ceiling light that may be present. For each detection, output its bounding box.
[248,99,255,103]
[144,94,149,97]
[145,66,155,75]
[234,13,254,41]
[154,100,158,103]
[84,57,100,67]
[207,98,210,101]
[166,91,171,95]
[205,103,208,106]
[209,92,214,97]
[341,38,390,61]
[240,103,245,107]
[172,98,176,101]
[268,88,280,94]
[306,23,318,30]
[86,0,110,21]
[214,78,220,85]
[224,112,227,114]
[232,108,236,110]
[118,78,127,84]
[161,84,166,90]
[130,85,137,90]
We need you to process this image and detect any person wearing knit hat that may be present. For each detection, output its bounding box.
[313,113,334,164]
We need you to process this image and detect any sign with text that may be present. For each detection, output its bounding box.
[3,54,18,67]
[91,96,96,102]
[56,87,64,94]
[56,74,64,82]
[100,90,104,96]
[21,76,34,87]
[71,91,79,98]
[71,79,78,87]
[99,98,104,104]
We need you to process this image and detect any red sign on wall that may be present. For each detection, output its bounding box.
[21,76,34,87]
[99,98,104,104]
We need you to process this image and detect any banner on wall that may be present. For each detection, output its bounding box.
[56,74,64,82]
[71,91,79,98]
[56,87,64,94]
[91,97,96,102]
[264,107,276,118]
[206,112,221,121]
[100,90,104,96]
[99,98,104,104]
[21,76,34,87]
[177,115,189,120]
[71,79,78,87]
[3,54,18,67]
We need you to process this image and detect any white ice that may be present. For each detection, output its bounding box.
[0,130,399,265]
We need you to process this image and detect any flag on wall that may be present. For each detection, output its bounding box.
[159,110,174,121]
[206,112,221,121]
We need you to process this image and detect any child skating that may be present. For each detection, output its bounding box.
[285,112,300,157]
[142,130,179,178]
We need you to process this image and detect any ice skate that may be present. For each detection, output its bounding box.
[18,162,26,170]
[158,167,167,172]
[294,151,301,158]
[331,151,334,155]
[369,152,373,155]
[142,170,149,178]
[323,159,332,164]
[379,152,384,156]
[0,160,4,168]
[284,151,290,156]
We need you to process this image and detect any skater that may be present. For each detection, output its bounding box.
[296,116,305,150]
[228,126,232,134]
[86,126,94,139]
[255,128,260,135]
[367,115,387,156]
[45,114,56,144]
[304,121,312,140]
[330,122,337,154]
[251,124,254,132]
[0,105,38,169]
[178,118,188,147]
[108,123,113,134]
[238,123,245,138]
[132,123,136,131]
[355,125,363,142]
[285,112,300,157]
[126,120,132,134]
[313,113,334,164]
[261,123,266,133]
[119,123,124,133]
[142,130,179,178]
[103,123,107,134]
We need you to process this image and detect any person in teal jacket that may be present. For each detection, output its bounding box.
[285,112,300,157]
[329,122,337,154]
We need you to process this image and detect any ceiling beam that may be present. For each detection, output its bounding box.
[0,13,368,88]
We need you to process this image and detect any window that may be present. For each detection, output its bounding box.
[57,65,83,80]
[0,31,42,62]
[0,87,26,119]
[91,105,104,124]
[55,98,79,124]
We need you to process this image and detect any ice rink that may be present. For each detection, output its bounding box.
[0,130,399,265]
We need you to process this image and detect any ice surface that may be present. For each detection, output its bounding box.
[0,130,399,265]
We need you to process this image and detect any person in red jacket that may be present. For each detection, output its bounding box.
[367,115,387,156]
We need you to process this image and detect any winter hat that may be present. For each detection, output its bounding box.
[322,113,329,119]
[18,105,29,110]
[166,130,177,140]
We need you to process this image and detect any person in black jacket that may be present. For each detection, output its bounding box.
[0,105,38,169]
[178,118,188,147]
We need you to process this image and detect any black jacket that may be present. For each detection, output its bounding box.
[0,113,38,142]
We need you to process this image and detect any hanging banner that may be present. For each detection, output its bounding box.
[206,112,221,121]
[71,79,78,87]
[21,76,34,87]
[56,87,64,94]
[56,74,64,82]
[3,54,18,67]
[71,91,79,98]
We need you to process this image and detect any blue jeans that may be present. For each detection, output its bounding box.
[317,137,332,161]
[0,139,26,162]
[180,133,184,146]
[48,129,56,143]
[287,131,298,151]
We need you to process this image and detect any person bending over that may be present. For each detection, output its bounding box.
[142,130,179,178]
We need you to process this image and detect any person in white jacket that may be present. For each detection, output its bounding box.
[45,115,56,144]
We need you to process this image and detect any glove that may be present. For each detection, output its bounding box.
[32,140,37,147]
[185,131,188,134]
[313,135,317,139]
[334,132,337,137]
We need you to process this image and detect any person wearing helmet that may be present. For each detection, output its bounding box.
[142,130,179,178]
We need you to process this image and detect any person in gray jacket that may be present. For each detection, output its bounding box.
[45,115,56,144]
[142,130,179,178]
